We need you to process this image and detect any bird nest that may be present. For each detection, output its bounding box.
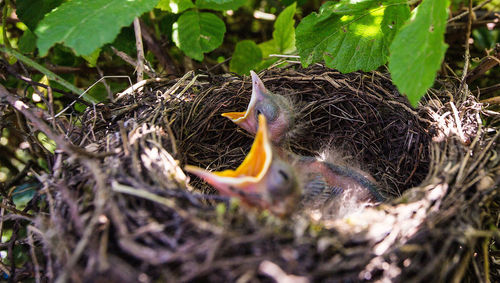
[2,63,499,282]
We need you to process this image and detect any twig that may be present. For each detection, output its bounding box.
[0,84,112,158]
[54,159,109,283]
[0,45,97,102]
[134,17,145,82]
[0,59,92,106]
[2,0,11,48]
[110,47,154,78]
[118,120,130,156]
[475,83,500,97]
[111,181,223,235]
[53,75,132,119]
[482,237,490,283]
[115,77,169,100]
[451,241,475,283]
[8,221,19,283]
[27,228,41,283]
[96,65,114,101]
[447,0,493,23]
[139,18,176,74]
[466,44,500,84]
[162,115,178,157]
[459,0,474,100]
[0,161,33,198]
[0,200,32,218]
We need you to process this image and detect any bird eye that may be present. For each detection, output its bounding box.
[255,102,278,122]
[267,163,296,200]
[278,169,289,181]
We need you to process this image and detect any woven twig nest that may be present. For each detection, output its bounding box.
[21,64,499,282]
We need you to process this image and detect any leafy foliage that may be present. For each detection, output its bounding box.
[230,3,297,74]
[273,2,297,54]
[195,0,246,11]
[157,0,194,14]
[296,0,410,73]
[35,0,159,56]
[18,30,37,53]
[389,0,450,107]
[16,0,63,31]
[1,0,498,280]
[229,40,263,74]
[172,11,226,61]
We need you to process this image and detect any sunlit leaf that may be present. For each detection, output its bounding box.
[35,0,159,56]
[296,0,409,72]
[37,132,56,153]
[172,11,226,61]
[273,2,296,54]
[230,40,263,75]
[389,0,449,107]
[195,0,246,11]
[157,0,194,14]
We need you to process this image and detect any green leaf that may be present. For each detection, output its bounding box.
[0,45,95,102]
[18,30,37,53]
[273,2,296,54]
[12,183,37,210]
[172,11,226,61]
[282,0,307,6]
[195,0,246,11]
[157,0,194,13]
[37,132,56,153]
[16,0,63,31]
[108,27,137,56]
[296,0,410,73]
[81,48,101,67]
[35,0,159,56]
[388,0,449,107]
[258,39,279,58]
[230,40,263,75]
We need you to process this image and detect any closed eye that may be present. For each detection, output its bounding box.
[278,169,289,181]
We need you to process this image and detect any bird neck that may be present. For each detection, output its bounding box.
[291,155,385,202]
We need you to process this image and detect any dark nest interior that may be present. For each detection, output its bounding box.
[0,63,499,282]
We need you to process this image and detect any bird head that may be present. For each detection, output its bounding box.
[222,71,294,144]
[185,115,301,216]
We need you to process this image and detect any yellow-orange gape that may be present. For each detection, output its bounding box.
[186,115,384,218]
[221,71,294,144]
[185,115,301,216]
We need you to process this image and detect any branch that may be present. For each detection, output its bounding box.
[1,59,91,106]
[139,19,177,75]
[0,45,98,103]
[0,84,112,159]
[133,17,145,82]
[466,44,500,84]
[447,0,493,23]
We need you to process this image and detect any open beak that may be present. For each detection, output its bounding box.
[185,115,273,208]
[221,71,268,134]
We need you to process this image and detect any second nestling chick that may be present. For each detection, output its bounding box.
[222,71,295,144]
[185,115,384,218]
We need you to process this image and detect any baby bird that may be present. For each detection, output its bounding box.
[221,71,294,144]
[185,115,301,216]
[186,115,384,218]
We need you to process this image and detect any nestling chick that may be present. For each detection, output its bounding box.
[222,71,294,144]
[185,115,301,216]
[186,116,384,218]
